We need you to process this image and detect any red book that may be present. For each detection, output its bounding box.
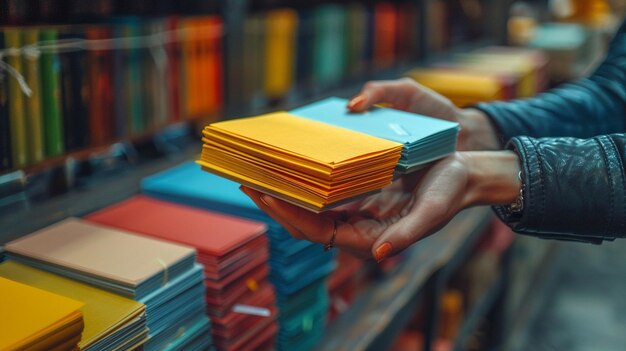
[86,195,267,257]
[373,2,398,69]
[86,25,114,146]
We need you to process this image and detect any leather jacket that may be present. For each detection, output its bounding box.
[475,20,626,243]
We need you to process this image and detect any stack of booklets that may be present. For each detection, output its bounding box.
[141,161,335,351]
[405,68,508,107]
[0,261,147,351]
[198,111,403,212]
[0,275,84,351]
[86,195,278,351]
[4,218,212,351]
[290,97,460,172]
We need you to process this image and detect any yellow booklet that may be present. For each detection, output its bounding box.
[198,112,403,211]
[0,261,147,351]
[0,276,84,351]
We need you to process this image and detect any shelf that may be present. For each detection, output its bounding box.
[317,207,493,351]
[452,265,506,351]
[0,143,200,245]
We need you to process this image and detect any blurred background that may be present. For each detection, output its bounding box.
[1,1,625,351]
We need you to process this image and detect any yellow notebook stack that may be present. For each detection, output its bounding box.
[198,112,403,211]
[405,68,506,107]
[0,276,84,351]
[0,261,148,351]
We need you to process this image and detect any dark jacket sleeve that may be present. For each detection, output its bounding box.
[475,21,626,143]
[493,134,626,243]
[475,21,626,243]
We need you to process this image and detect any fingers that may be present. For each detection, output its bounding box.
[240,186,380,254]
[347,78,420,113]
[239,186,309,240]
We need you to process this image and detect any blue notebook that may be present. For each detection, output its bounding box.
[290,97,460,172]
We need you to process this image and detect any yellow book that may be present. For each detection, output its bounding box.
[198,112,402,210]
[264,9,298,99]
[22,28,45,164]
[453,53,537,98]
[404,68,505,107]
[0,276,84,351]
[5,29,28,168]
[0,261,148,351]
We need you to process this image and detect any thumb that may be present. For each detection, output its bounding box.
[371,213,427,262]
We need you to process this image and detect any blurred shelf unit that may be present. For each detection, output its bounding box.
[0,0,508,185]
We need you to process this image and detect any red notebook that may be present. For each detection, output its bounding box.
[85,195,267,257]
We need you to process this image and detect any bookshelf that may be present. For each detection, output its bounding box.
[0,1,546,351]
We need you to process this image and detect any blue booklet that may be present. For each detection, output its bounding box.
[290,96,459,172]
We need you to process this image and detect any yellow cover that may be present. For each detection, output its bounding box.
[199,112,402,210]
[264,9,298,99]
[0,276,84,351]
[5,29,28,168]
[22,28,45,164]
[0,261,146,350]
[405,68,505,107]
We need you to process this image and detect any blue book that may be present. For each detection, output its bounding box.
[290,97,460,172]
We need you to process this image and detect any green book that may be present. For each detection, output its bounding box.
[39,29,64,157]
[313,4,347,89]
[22,28,45,164]
[5,29,28,168]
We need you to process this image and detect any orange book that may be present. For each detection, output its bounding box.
[180,16,223,120]
[86,26,114,146]
[373,2,398,69]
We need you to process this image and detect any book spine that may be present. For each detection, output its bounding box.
[40,29,65,157]
[0,32,12,171]
[5,29,28,168]
[264,9,297,101]
[59,29,90,151]
[22,28,45,164]
[165,16,182,122]
[86,26,114,147]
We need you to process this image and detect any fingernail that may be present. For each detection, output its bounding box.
[260,194,270,207]
[375,242,393,262]
[347,94,366,110]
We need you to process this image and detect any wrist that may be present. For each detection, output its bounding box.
[457,108,501,151]
[458,151,522,208]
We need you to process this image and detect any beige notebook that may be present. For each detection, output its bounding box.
[4,218,196,288]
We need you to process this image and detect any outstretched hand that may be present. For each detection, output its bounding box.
[242,153,473,261]
[240,151,521,262]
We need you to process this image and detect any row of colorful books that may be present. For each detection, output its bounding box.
[0,15,222,171]
[232,1,422,109]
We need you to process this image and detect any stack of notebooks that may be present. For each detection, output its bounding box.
[198,111,403,212]
[141,161,336,351]
[0,275,84,351]
[0,261,147,351]
[404,68,508,107]
[290,97,460,173]
[85,195,278,351]
[4,218,212,351]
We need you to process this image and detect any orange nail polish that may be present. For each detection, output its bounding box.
[347,95,366,110]
[375,242,392,262]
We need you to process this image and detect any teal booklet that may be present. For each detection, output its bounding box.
[290,97,459,172]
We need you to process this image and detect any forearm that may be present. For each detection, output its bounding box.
[458,151,521,208]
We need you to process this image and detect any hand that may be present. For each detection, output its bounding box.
[240,151,521,261]
[347,78,501,151]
